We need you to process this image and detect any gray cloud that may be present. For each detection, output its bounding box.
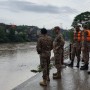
[0,0,78,14]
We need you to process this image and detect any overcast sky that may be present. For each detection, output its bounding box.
[0,0,90,29]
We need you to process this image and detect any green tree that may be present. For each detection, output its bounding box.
[0,26,8,43]
[8,28,16,42]
[72,11,90,28]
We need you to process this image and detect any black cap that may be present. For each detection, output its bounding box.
[41,28,47,34]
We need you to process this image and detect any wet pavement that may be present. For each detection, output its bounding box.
[13,66,90,90]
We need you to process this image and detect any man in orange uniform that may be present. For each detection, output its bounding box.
[68,26,81,68]
[80,25,90,70]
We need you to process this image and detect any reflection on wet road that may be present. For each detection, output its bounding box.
[13,67,90,90]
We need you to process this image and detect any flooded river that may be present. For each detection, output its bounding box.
[0,42,40,90]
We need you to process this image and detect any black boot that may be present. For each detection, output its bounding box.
[76,60,80,68]
[76,63,79,68]
[80,64,88,70]
[88,71,90,74]
[82,59,84,62]
[81,64,85,68]
[53,72,57,76]
[68,60,74,67]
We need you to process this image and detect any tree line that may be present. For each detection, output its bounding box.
[0,23,72,43]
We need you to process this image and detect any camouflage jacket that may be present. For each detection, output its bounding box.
[36,34,53,57]
[53,33,65,54]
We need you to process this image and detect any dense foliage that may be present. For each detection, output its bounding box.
[0,23,71,43]
[72,11,90,28]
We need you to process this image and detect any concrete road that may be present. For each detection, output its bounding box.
[13,66,90,90]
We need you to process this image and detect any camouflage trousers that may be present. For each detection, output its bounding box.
[71,47,81,62]
[82,44,90,64]
[54,50,63,73]
[61,48,64,65]
[40,55,50,79]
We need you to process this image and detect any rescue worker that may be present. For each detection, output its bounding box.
[36,28,53,86]
[88,25,90,74]
[68,25,81,68]
[53,26,65,79]
[80,25,90,70]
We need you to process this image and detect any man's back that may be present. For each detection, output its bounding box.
[37,35,53,57]
[39,35,53,52]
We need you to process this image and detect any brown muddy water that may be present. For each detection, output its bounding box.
[0,42,40,90]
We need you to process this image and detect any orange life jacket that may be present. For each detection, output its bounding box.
[74,31,81,42]
[82,30,90,41]
[81,31,84,41]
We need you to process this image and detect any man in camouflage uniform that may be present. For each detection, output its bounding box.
[80,25,90,70]
[36,28,53,86]
[68,26,81,68]
[53,26,65,79]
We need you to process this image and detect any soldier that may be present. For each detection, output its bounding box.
[88,25,90,74]
[53,26,65,79]
[36,28,53,86]
[80,25,90,70]
[68,26,81,68]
